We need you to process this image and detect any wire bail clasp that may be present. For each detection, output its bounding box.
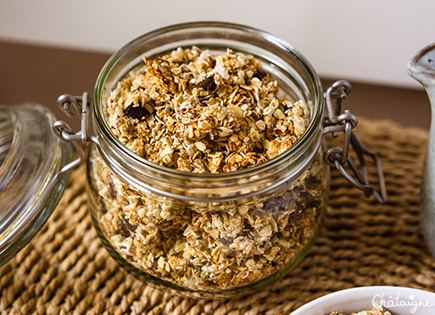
[52,92,92,175]
[324,80,387,204]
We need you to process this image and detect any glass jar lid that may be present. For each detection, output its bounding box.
[0,103,72,267]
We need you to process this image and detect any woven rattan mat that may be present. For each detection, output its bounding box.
[1,118,435,315]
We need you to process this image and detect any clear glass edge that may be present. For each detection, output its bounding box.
[0,104,74,267]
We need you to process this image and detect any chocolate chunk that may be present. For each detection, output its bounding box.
[304,175,317,189]
[119,224,130,237]
[121,215,138,233]
[253,68,267,80]
[289,208,304,222]
[219,237,233,245]
[124,104,150,120]
[192,77,216,91]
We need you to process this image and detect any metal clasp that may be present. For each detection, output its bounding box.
[52,92,92,176]
[324,80,388,204]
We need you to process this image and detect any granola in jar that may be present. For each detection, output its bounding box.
[106,47,308,173]
[88,46,327,293]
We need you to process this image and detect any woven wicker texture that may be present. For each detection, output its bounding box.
[1,119,434,315]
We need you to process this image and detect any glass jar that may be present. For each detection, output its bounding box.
[0,22,386,300]
[86,22,329,298]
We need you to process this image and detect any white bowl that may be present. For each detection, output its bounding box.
[291,286,435,315]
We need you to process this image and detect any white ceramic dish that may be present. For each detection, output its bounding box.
[291,286,435,315]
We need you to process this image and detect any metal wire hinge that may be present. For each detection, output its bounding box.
[52,93,92,175]
[324,80,387,204]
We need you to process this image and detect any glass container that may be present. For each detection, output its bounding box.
[0,104,72,267]
[82,22,376,299]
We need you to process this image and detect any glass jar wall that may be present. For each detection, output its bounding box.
[87,145,328,298]
[86,22,329,298]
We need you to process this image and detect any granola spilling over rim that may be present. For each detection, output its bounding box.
[106,46,308,173]
[329,306,393,315]
[89,47,327,292]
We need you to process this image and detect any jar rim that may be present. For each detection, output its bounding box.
[92,21,324,198]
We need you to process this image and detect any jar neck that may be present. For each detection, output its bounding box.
[93,122,323,202]
[92,22,324,202]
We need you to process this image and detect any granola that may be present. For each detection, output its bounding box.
[89,47,327,292]
[329,306,393,315]
[106,46,308,173]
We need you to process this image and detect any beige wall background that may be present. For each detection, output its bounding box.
[0,0,434,89]
[0,0,435,87]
